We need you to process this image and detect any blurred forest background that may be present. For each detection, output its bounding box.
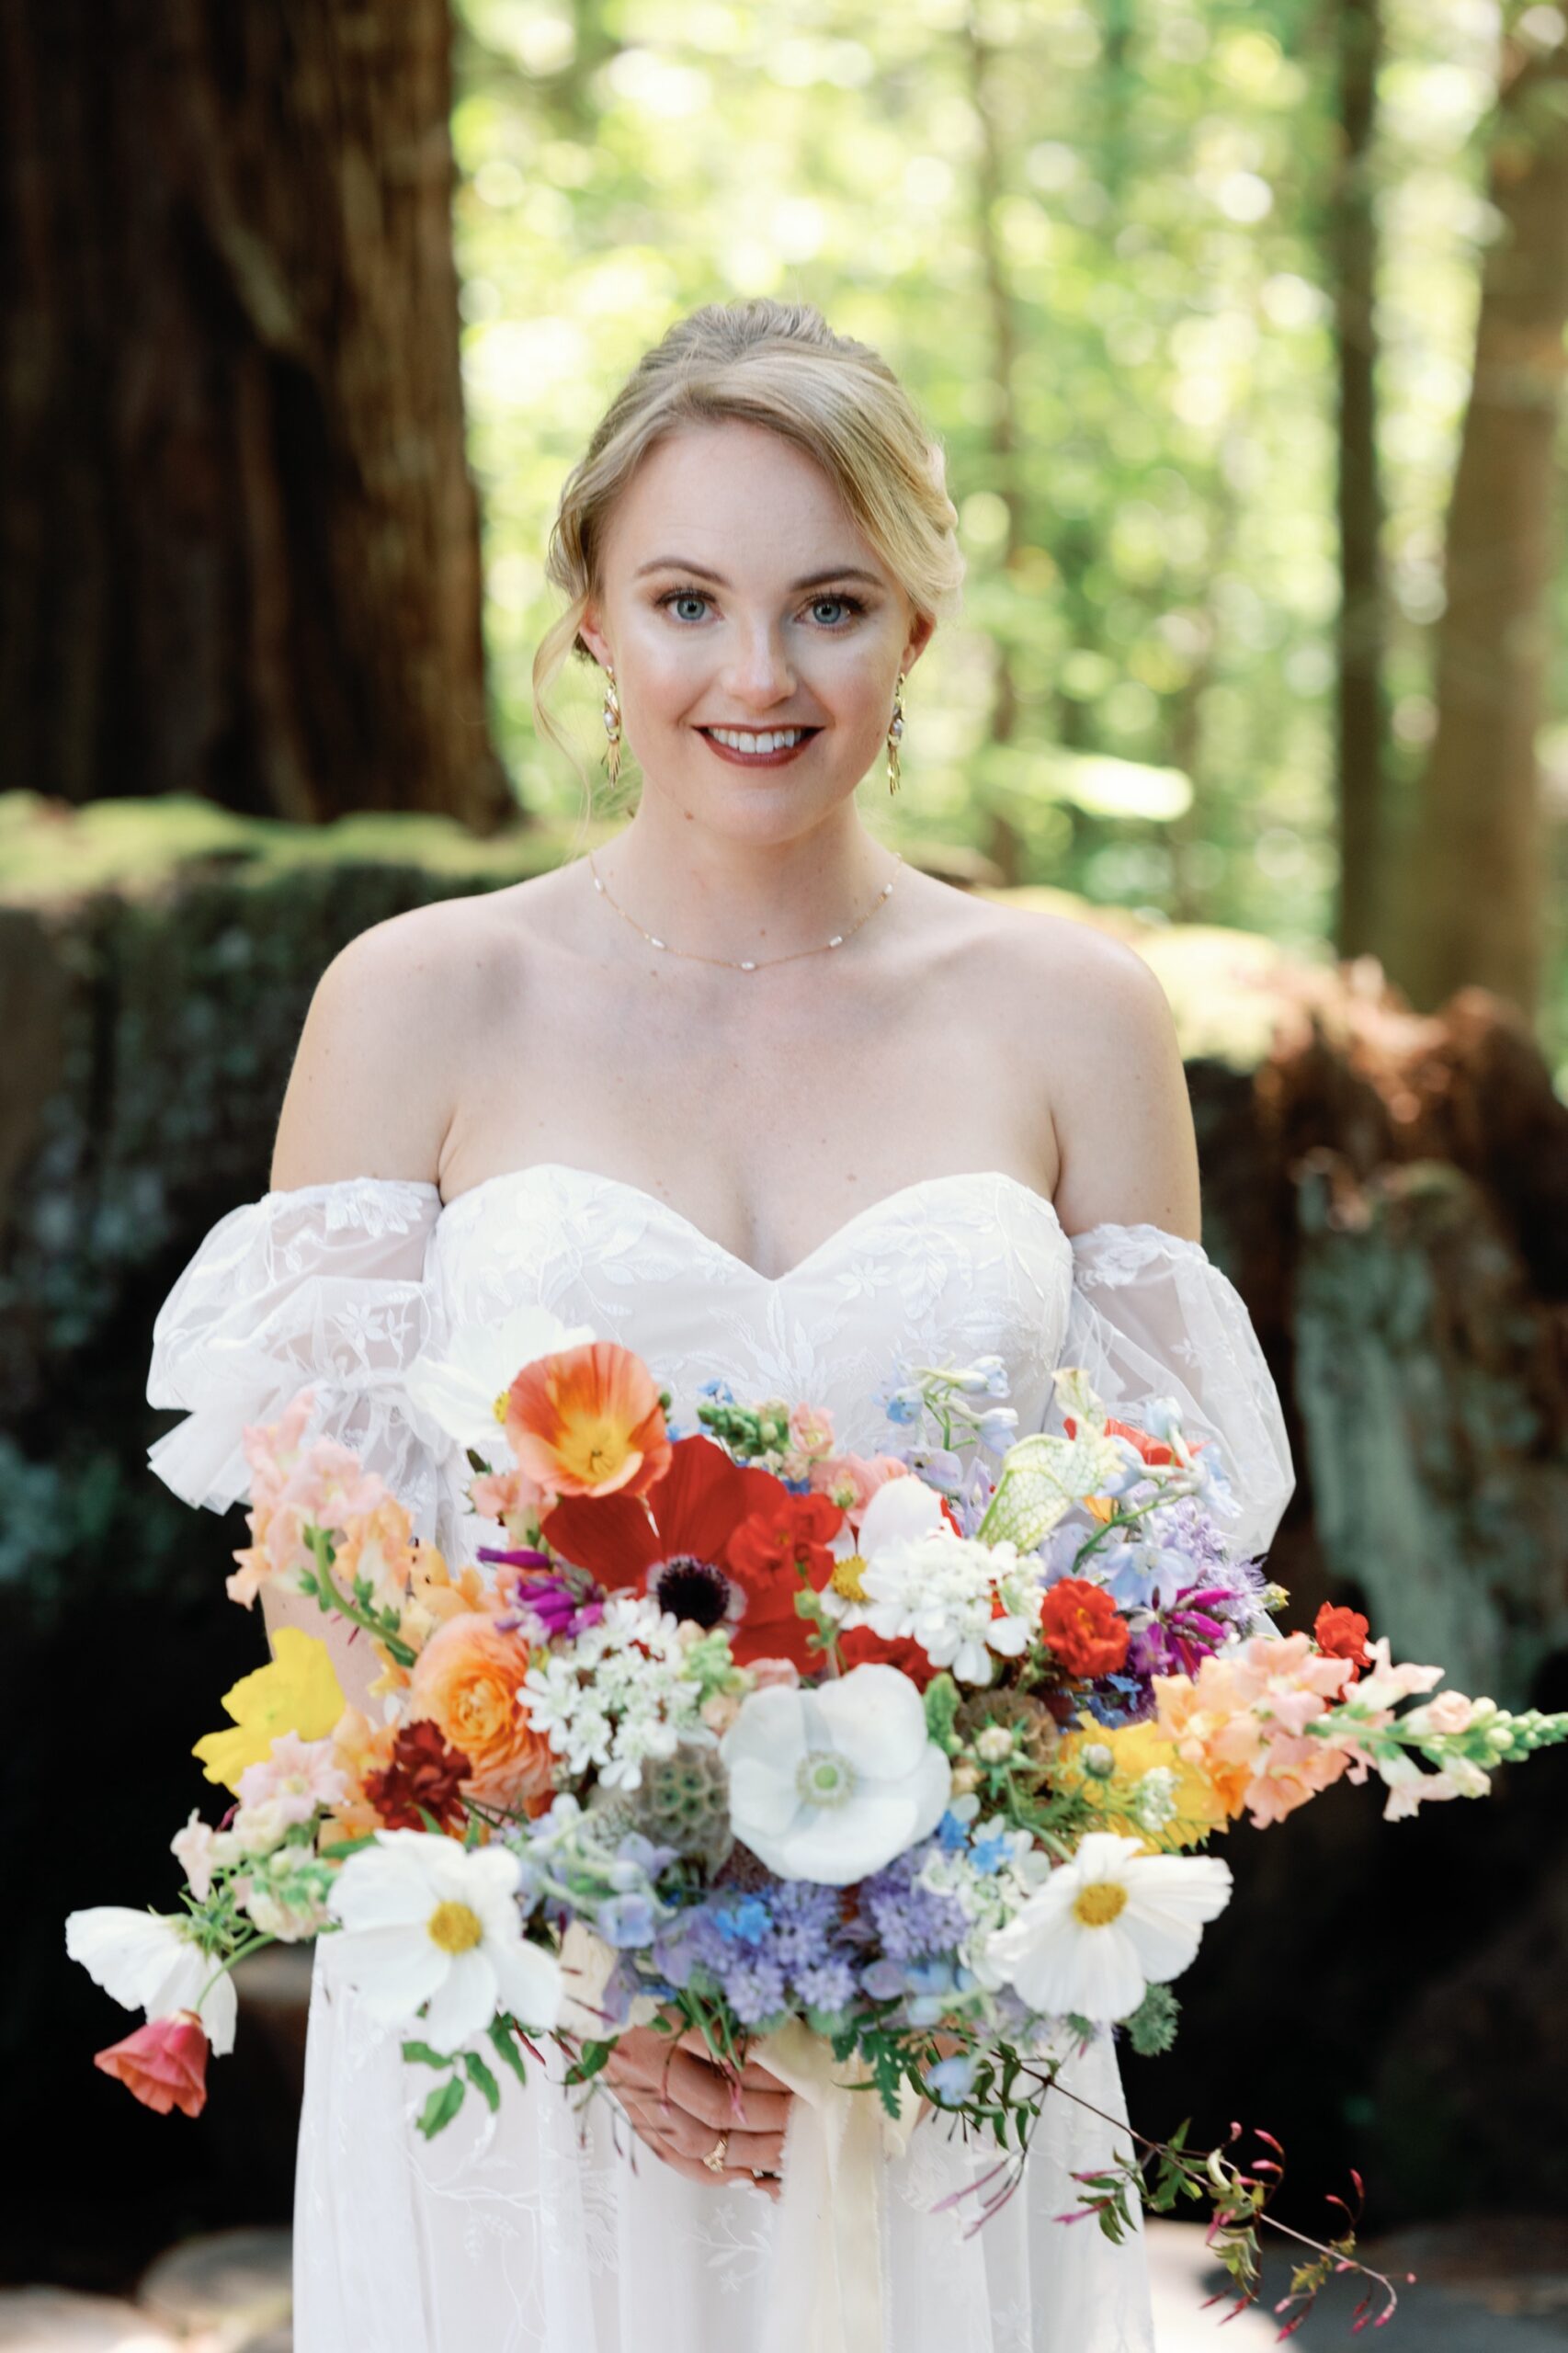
[5,0,1568,2335]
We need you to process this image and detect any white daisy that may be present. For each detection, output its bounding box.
[65,1908,238,2054]
[721,1663,951,1886]
[328,1829,561,2050]
[983,1832,1233,2021]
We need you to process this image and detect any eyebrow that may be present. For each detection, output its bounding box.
[633,557,886,591]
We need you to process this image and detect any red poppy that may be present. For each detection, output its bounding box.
[836,1628,939,1690]
[1063,1411,1184,1466]
[1039,1577,1130,1678]
[541,1435,782,1593]
[94,2012,210,2118]
[1313,1601,1371,1677]
[725,1491,845,1671]
[365,1720,472,1832]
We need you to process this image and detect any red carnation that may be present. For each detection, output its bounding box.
[94,2011,210,2118]
[1040,1578,1130,1679]
[1313,1602,1371,1677]
[365,1720,473,1832]
[725,1492,845,1672]
[836,1628,939,1690]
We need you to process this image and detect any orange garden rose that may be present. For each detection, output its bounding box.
[505,1341,672,1502]
[407,1610,555,1809]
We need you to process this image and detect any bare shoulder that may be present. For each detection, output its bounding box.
[974,893,1200,1242]
[268,890,525,1190]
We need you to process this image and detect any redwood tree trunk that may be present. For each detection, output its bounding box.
[1392,26,1568,1017]
[1333,0,1388,963]
[0,0,511,827]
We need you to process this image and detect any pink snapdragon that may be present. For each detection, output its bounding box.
[229,1397,389,1606]
[235,1732,349,1826]
[1155,1633,1362,1828]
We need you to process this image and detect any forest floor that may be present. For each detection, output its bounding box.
[3,2218,1567,2348]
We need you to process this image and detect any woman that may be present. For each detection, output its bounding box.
[147,298,1294,2350]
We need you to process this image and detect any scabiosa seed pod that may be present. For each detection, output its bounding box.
[633,1737,733,1873]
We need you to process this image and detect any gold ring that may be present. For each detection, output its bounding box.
[702,2131,730,2175]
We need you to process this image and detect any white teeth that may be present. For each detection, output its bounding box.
[708,727,807,754]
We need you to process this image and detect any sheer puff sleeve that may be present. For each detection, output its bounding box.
[145,1177,457,1548]
[1051,1222,1295,1563]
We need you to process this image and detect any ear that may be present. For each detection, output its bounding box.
[577,601,614,674]
[902,609,938,673]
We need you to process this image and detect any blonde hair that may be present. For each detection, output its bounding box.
[531,298,964,803]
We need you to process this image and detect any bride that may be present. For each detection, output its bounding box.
[146,298,1293,2351]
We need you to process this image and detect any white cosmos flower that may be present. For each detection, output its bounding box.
[983,1833,1233,2022]
[403,1305,596,1463]
[329,1829,562,2051]
[721,1664,951,1887]
[64,1908,238,2054]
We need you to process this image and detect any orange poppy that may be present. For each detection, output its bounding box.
[505,1341,671,1502]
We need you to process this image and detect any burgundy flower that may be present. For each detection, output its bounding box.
[364,1720,472,1832]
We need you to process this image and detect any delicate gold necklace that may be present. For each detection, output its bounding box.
[585,848,904,972]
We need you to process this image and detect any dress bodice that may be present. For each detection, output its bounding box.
[146,1165,1295,1565]
[431,1164,1074,1456]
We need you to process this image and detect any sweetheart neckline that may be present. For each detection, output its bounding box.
[435,1162,1070,1288]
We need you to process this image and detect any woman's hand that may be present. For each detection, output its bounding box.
[601,2022,792,2198]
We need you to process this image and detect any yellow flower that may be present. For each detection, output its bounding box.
[1056,1720,1229,1851]
[193,1628,347,1792]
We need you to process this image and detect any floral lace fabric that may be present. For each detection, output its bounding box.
[145,1165,1296,2352]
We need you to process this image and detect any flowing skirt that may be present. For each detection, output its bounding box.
[293,1942,1155,2353]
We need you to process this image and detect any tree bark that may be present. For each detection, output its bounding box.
[1392,26,1568,1016]
[1332,0,1389,962]
[0,0,511,827]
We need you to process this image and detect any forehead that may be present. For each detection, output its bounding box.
[600,419,883,580]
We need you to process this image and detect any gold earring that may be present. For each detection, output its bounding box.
[602,669,622,788]
[887,670,906,796]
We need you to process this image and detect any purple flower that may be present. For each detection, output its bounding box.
[598,1893,657,1948]
[858,1844,970,1963]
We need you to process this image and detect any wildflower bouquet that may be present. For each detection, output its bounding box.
[71,1305,1568,2330]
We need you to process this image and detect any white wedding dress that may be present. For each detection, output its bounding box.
[145,1163,1294,2353]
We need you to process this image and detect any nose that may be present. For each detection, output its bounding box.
[720,620,798,709]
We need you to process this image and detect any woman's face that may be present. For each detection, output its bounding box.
[578,420,935,839]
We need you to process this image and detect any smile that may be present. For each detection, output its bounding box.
[698,726,821,766]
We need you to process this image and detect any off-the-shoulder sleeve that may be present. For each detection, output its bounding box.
[145,1177,455,1545]
[1048,1222,1295,1562]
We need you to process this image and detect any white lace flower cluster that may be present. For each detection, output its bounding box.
[521,1596,707,1791]
[833,1473,1042,1685]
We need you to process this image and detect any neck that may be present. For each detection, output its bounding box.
[588,801,897,966]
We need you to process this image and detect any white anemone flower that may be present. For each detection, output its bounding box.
[856,1472,951,1556]
[721,1663,951,1887]
[984,1832,1233,2022]
[329,1829,562,2050]
[65,1908,238,2053]
[403,1304,596,1463]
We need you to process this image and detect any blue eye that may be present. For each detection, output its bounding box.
[654,588,869,628]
